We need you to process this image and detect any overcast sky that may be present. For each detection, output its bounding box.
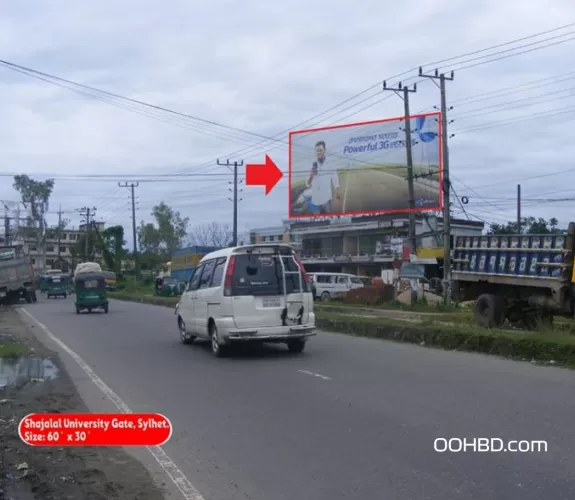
[1,1,574,246]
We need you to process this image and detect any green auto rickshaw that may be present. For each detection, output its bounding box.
[74,272,109,314]
[46,274,70,299]
[154,276,179,297]
[39,275,49,294]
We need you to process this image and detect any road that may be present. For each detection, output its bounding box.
[18,296,575,500]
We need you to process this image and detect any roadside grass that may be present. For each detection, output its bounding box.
[315,312,575,367]
[0,342,30,358]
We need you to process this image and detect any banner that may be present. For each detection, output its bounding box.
[288,112,442,218]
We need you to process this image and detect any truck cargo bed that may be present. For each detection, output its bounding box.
[452,233,571,285]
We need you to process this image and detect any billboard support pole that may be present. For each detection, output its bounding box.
[419,68,454,305]
[382,81,418,254]
[218,159,244,247]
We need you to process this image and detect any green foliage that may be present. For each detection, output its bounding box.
[488,217,562,235]
[138,202,188,257]
[12,175,55,241]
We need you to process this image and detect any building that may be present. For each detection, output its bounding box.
[250,214,484,279]
[8,222,106,271]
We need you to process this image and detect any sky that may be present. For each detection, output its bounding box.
[1,0,575,247]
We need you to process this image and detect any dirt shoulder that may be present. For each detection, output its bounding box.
[0,307,167,500]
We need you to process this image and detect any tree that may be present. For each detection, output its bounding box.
[137,202,189,257]
[93,225,126,274]
[488,217,562,235]
[13,175,55,248]
[187,222,233,247]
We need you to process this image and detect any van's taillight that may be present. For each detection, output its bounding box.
[293,254,308,291]
[224,256,236,296]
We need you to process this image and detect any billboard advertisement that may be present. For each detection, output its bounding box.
[288,112,442,218]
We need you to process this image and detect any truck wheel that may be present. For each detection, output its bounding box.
[474,294,506,328]
[320,292,330,302]
[25,293,32,304]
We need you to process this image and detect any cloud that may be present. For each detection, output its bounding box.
[1,0,575,247]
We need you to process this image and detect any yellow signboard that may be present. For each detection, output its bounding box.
[172,253,205,270]
[417,247,444,259]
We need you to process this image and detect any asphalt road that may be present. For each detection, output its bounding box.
[19,296,575,500]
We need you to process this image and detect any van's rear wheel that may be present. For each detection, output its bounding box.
[179,318,195,344]
[287,339,306,353]
[210,323,227,357]
[320,292,330,302]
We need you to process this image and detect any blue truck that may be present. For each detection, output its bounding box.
[451,223,575,329]
[170,246,220,282]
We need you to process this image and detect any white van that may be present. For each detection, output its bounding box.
[309,272,364,301]
[175,244,316,357]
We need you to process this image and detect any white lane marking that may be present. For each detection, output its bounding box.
[298,369,332,381]
[19,308,205,500]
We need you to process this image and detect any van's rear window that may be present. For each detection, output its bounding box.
[231,254,307,296]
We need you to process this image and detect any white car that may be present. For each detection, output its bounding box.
[309,272,364,301]
[175,244,316,357]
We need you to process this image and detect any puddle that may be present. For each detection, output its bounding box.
[0,357,59,389]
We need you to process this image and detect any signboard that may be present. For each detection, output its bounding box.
[398,262,425,279]
[288,112,442,218]
[417,247,444,259]
[0,248,16,261]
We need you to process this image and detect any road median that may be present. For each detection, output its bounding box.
[316,312,575,367]
[110,291,178,307]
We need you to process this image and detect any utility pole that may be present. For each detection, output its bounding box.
[217,159,244,247]
[382,81,418,254]
[119,182,139,279]
[56,205,64,266]
[516,184,521,233]
[420,67,454,305]
[77,206,97,261]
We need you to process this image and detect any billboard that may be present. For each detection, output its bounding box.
[288,112,442,218]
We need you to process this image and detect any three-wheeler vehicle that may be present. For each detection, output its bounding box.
[46,274,70,299]
[74,272,109,314]
[154,276,179,297]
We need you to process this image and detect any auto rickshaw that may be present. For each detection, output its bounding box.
[102,271,117,291]
[39,275,50,294]
[46,274,70,299]
[154,276,179,297]
[74,272,109,314]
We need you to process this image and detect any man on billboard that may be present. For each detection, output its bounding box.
[305,141,341,214]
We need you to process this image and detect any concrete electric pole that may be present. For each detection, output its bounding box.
[217,159,244,247]
[118,182,140,280]
[382,80,418,254]
[77,206,97,261]
[419,67,454,305]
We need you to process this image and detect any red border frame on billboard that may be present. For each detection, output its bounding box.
[287,111,443,219]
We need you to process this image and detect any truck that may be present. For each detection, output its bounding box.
[451,224,575,329]
[170,246,220,282]
[0,246,37,305]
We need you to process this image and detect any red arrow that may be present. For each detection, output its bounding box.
[245,155,283,195]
